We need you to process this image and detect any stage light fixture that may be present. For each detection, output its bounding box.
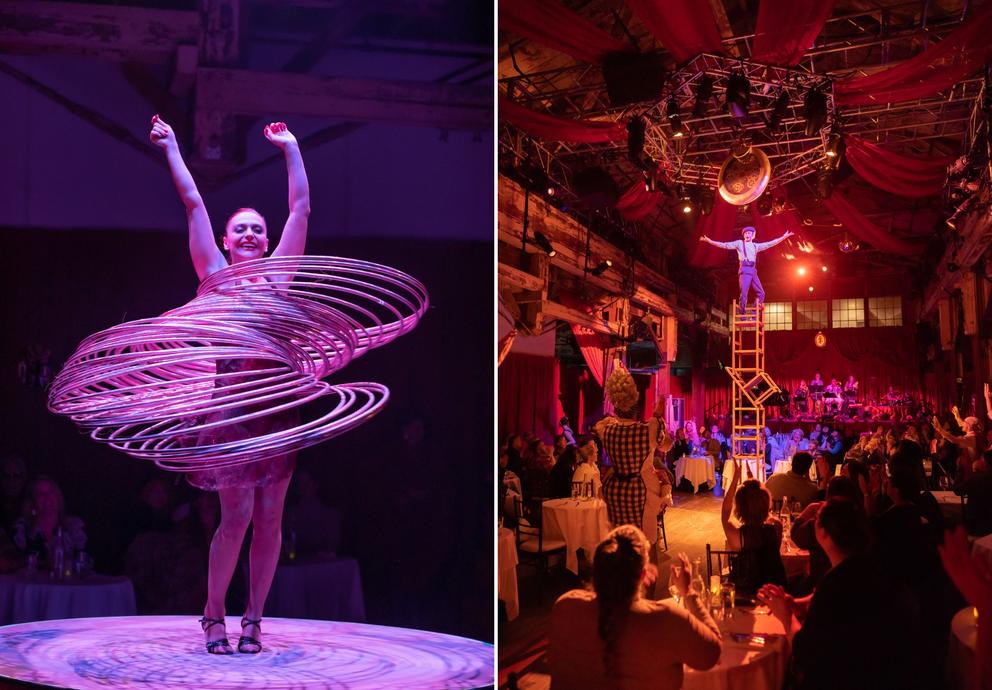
[821,265,828,272]
[693,74,714,117]
[816,163,834,199]
[808,286,815,292]
[532,231,557,258]
[725,71,751,119]
[838,236,857,253]
[547,186,556,196]
[679,187,695,215]
[627,117,647,166]
[825,122,845,161]
[766,91,790,132]
[756,195,773,216]
[803,86,828,137]
[798,266,807,276]
[591,260,613,277]
[666,97,688,138]
[698,189,714,216]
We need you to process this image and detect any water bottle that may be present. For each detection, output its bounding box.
[52,527,65,580]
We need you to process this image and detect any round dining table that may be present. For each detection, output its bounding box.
[676,455,716,493]
[542,498,610,575]
[0,573,136,625]
[722,459,762,489]
[682,607,788,690]
[497,526,519,621]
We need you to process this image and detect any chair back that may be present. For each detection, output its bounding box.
[705,543,740,583]
[513,495,544,549]
[571,480,594,498]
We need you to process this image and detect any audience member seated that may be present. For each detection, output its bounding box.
[721,461,786,595]
[824,430,844,467]
[759,498,925,690]
[888,441,944,532]
[668,428,690,464]
[549,445,579,499]
[13,477,86,568]
[765,452,818,507]
[548,526,721,690]
[790,476,862,589]
[572,439,603,499]
[522,439,554,496]
[284,469,342,557]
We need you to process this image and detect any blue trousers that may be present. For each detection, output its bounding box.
[739,265,764,309]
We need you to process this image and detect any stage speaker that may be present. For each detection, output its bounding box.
[602,52,666,107]
[573,167,619,208]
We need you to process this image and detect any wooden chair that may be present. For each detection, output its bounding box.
[656,505,668,551]
[513,495,566,578]
[705,543,740,584]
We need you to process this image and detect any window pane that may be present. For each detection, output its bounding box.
[832,298,865,329]
[796,300,827,330]
[764,302,792,331]
[868,296,902,327]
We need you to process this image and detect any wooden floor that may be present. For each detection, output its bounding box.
[498,489,727,688]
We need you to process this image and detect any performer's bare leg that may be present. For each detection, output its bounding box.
[242,473,292,650]
[203,487,255,650]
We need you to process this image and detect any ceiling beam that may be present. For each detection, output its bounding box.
[0,1,199,64]
[195,67,491,130]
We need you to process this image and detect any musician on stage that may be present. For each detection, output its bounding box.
[810,373,824,390]
[794,380,809,417]
[698,226,793,312]
[843,375,859,397]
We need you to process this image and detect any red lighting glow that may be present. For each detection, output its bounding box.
[808,286,814,292]
[797,267,807,276]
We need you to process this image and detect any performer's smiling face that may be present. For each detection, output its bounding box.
[223,209,269,262]
[742,229,755,241]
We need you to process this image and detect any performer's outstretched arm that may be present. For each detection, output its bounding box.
[754,230,794,252]
[150,115,226,281]
[699,235,737,249]
[266,122,311,257]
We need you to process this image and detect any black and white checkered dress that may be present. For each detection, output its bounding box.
[601,421,654,528]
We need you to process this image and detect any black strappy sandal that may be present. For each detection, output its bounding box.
[238,617,263,654]
[199,616,233,655]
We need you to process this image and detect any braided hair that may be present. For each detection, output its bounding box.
[592,525,649,677]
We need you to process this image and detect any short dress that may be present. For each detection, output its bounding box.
[601,421,655,527]
[185,356,298,491]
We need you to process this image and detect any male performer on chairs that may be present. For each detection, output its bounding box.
[699,226,793,312]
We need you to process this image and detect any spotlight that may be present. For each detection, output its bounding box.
[838,236,857,253]
[725,71,751,119]
[693,74,714,117]
[766,91,790,132]
[698,189,714,216]
[825,122,845,162]
[803,86,828,137]
[591,260,613,276]
[821,265,828,272]
[798,266,807,276]
[680,187,695,215]
[756,194,773,216]
[547,186,556,196]
[627,117,646,166]
[666,97,688,139]
[808,286,815,292]
[532,231,557,257]
[772,195,787,214]
[816,163,834,199]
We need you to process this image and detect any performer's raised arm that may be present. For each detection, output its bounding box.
[149,115,226,281]
[754,230,794,252]
[698,234,737,249]
[265,122,311,257]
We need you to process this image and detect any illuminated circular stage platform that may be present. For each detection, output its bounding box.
[0,616,494,689]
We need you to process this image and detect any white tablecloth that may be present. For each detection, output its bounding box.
[498,527,519,621]
[683,608,788,690]
[542,498,610,575]
[676,455,716,493]
[722,460,762,490]
[263,557,365,622]
[780,537,810,580]
[772,460,817,482]
[973,533,992,567]
[947,606,979,690]
[0,574,136,625]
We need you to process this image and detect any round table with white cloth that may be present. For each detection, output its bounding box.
[263,556,365,622]
[772,459,817,482]
[722,459,762,489]
[676,455,716,493]
[498,527,519,621]
[682,607,788,690]
[0,574,136,625]
[947,606,979,690]
[542,498,611,575]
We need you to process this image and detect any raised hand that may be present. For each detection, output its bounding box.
[671,552,693,596]
[699,234,710,243]
[985,383,991,402]
[149,114,177,151]
[263,121,298,150]
[952,405,960,417]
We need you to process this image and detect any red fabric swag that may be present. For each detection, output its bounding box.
[687,190,741,268]
[615,179,662,220]
[624,0,724,63]
[820,190,923,256]
[500,97,628,143]
[498,352,559,442]
[499,0,630,64]
[570,324,608,386]
[846,136,954,197]
[750,205,803,248]
[835,4,992,105]
[752,0,835,66]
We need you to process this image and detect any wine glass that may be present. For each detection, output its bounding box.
[668,585,682,606]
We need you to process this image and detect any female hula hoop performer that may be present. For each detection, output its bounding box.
[149,114,309,654]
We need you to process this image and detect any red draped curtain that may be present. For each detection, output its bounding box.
[846,136,953,197]
[765,328,922,404]
[499,98,628,143]
[624,0,724,63]
[499,0,631,64]
[820,190,923,256]
[752,0,835,67]
[615,178,663,220]
[835,4,992,105]
[498,352,559,442]
[688,190,741,268]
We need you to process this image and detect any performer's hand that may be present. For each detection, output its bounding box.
[931,415,941,429]
[785,230,795,238]
[264,121,298,150]
[670,552,693,597]
[149,114,177,151]
[699,234,709,243]
[952,405,960,417]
